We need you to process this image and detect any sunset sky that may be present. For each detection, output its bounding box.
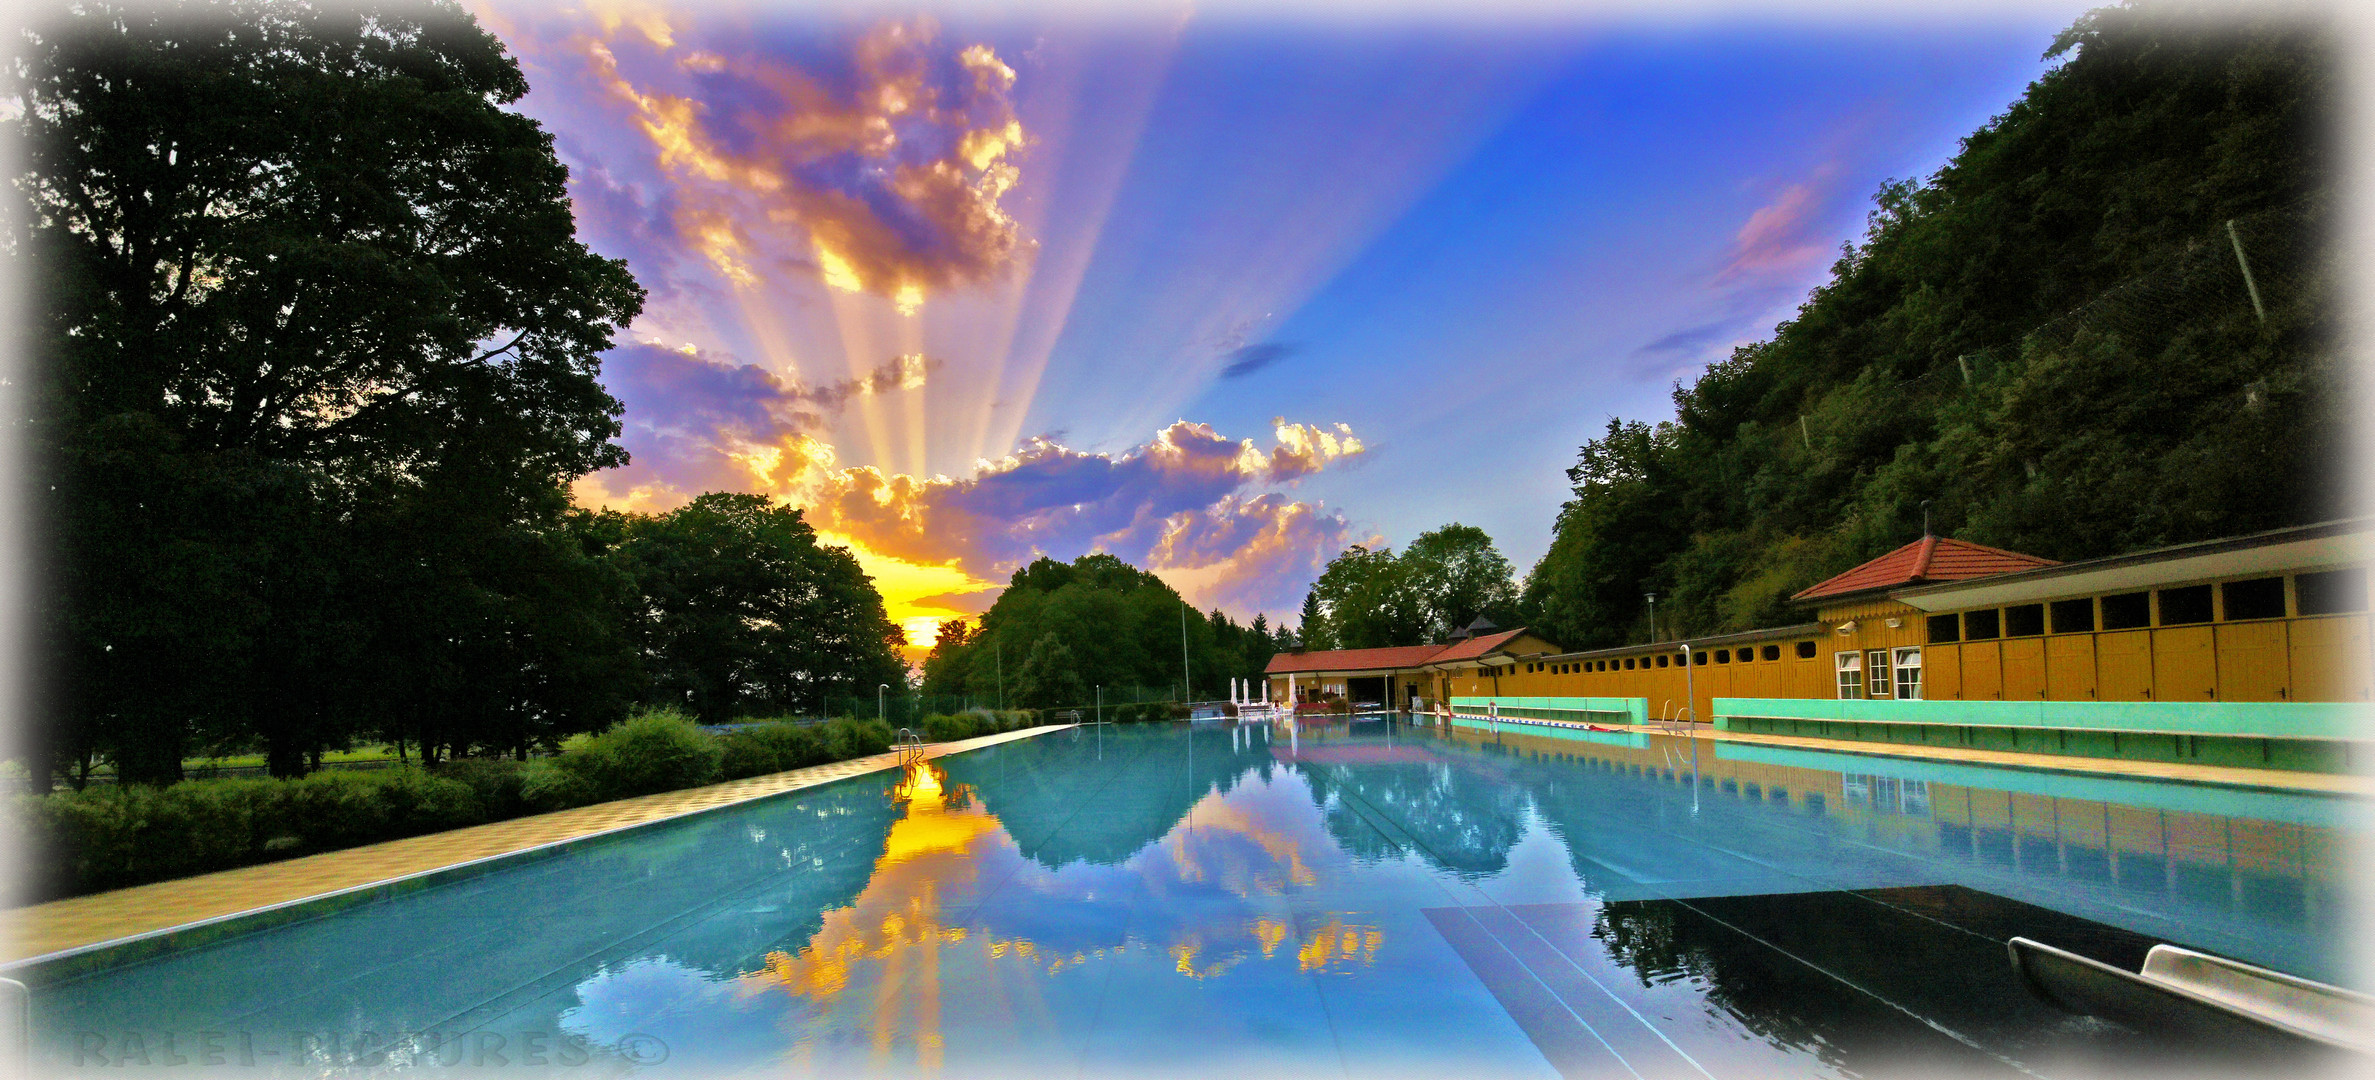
[474,1,2085,648]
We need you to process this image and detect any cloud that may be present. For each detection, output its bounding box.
[1220,342,1296,379]
[1719,169,1838,281]
[1143,493,1362,616]
[1633,319,1742,357]
[574,12,1030,308]
[788,418,1362,574]
[579,415,1367,620]
[589,343,937,506]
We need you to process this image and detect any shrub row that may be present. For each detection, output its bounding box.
[913,709,1039,743]
[16,709,952,900]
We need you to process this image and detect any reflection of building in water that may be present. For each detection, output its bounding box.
[1429,723,2343,929]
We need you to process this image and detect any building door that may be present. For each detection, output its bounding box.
[2045,635,2097,700]
[2290,616,2370,701]
[2097,631,2154,701]
[2216,622,2289,701]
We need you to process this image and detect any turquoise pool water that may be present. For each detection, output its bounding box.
[23,718,2363,1078]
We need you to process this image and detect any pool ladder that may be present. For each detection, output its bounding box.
[895,728,926,769]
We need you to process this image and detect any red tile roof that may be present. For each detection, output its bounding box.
[1264,644,1449,674]
[1426,627,1529,664]
[1792,535,2058,603]
[1261,627,1543,674]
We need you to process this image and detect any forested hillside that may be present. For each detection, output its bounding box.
[1520,1,2339,650]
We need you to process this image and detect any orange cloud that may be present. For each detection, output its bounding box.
[575,13,1028,305]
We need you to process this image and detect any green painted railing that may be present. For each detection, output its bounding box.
[1711,697,2368,741]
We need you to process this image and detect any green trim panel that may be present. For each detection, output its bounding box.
[1711,697,2370,741]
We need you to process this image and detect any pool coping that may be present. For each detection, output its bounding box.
[3,724,1075,983]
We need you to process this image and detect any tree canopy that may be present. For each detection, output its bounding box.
[1299,524,1522,650]
[1521,1,2338,649]
[15,1,905,785]
[920,554,1286,706]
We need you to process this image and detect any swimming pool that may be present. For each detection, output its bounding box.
[23,718,2363,1078]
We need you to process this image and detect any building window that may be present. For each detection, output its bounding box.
[2158,585,2213,625]
[1656,655,1669,668]
[2049,598,2094,634]
[1695,651,1710,665]
[2297,568,2369,615]
[1796,641,1817,659]
[1624,657,1636,670]
[1715,649,1730,663]
[1865,649,1892,698]
[2222,578,2285,621]
[1835,652,1863,699]
[2102,591,2151,630]
[1761,644,1781,661]
[1964,609,2001,640]
[2004,604,2044,637]
[1894,647,1922,700]
[1927,614,1960,643]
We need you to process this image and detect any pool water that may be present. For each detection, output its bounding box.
[25,718,2364,1078]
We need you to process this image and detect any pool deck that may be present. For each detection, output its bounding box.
[4,724,1072,967]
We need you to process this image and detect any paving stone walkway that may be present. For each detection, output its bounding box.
[5,724,1071,965]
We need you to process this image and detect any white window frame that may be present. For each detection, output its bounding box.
[1834,651,1863,700]
[1893,647,1924,701]
[1865,649,1893,699]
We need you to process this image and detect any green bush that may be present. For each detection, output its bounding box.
[560,708,723,801]
[433,757,528,819]
[19,767,486,898]
[519,758,595,812]
[282,769,480,851]
[717,722,826,780]
[818,716,894,761]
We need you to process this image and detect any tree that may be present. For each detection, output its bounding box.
[1524,1,2335,643]
[622,494,905,724]
[1310,545,1428,649]
[16,0,646,782]
[919,619,976,696]
[1297,591,1331,651]
[1012,632,1087,709]
[1402,524,1520,640]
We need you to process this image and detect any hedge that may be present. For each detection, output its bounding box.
[16,709,962,901]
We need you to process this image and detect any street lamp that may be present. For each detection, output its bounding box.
[878,683,889,721]
[1645,593,1658,643]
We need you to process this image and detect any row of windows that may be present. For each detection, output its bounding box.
[1509,639,1823,677]
[1838,647,1924,700]
[1925,569,2367,644]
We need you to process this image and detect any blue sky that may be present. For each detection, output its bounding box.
[489,2,2089,641]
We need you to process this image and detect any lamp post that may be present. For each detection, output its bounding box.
[1646,593,1658,643]
[878,683,889,722]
